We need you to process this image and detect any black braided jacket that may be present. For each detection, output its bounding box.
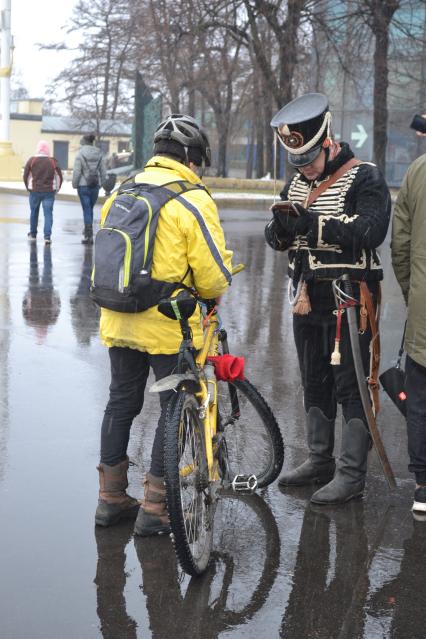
[265,143,391,285]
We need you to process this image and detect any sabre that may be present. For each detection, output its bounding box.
[334,274,396,489]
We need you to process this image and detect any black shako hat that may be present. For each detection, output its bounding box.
[271,93,331,167]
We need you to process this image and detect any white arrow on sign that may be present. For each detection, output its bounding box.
[351,124,368,148]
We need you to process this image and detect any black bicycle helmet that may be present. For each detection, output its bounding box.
[153,114,211,167]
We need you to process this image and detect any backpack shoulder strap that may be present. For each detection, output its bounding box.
[117,179,139,194]
[160,180,208,196]
[81,154,90,175]
[81,153,100,169]
[154,180,211,210]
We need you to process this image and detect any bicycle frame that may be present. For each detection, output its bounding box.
[193,262,246,483]
[195,309,221,482]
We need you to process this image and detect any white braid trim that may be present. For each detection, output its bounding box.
[277,111,331,155]
[288,278,302,306]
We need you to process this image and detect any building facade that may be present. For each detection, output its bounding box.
[9,99,132,171]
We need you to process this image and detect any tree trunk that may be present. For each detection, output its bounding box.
[187,55,196,117]
[169,85,180,113]
[187,87,196,117]
[372,23,389,173]
[370,0,400,174]
[254,74,264,178]
[246,122,254,178]
[255,117,264,178]
[264,93,274,177]
[101,32,113,120]
[200,96,207,127]
[217,128,228,177]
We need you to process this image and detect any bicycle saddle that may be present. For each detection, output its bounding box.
[158,290,197,320]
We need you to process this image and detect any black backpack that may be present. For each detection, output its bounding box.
[82,155,101,187]
[90,179,206,312]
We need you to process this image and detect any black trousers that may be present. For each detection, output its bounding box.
[100,347,178,476]
[293,305,372,425]
[405,355,426,485]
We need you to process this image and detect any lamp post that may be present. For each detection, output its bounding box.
[0,0,11,143]
[0,0,22,179]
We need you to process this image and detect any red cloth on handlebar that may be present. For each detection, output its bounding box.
[207,355,245,381]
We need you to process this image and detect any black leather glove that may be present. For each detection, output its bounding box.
[265,220,285,250]
[292,202,309,216]
[272,202,311,236]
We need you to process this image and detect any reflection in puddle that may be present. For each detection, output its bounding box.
[95,494,280,639]
[69,246,99,347]
[22,243,61,343]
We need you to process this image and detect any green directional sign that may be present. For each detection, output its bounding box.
[133,72,163,169]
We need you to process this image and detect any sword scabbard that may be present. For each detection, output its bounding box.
[340,275,396,489]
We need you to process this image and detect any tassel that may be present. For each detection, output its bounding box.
[330,339,341,365]
[330,307,344,365]
[293,281,311,315]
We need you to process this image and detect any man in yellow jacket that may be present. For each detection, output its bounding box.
[95,115,233,536]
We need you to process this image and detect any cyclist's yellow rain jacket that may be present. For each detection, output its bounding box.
[99,155,233,354]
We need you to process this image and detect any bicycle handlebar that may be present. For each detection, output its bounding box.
[232,263,245,275]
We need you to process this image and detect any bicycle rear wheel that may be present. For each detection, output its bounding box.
[217,379,284,488]
[164,392,214,576]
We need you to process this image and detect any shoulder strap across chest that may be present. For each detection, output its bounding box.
[306,158,362,207]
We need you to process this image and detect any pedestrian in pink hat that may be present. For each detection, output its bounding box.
[23,140,63,245]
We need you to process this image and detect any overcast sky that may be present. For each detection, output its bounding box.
[11,0,78,99]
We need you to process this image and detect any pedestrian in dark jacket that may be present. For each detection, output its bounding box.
[23,140,63,245]
[72,134,106,245]
[392,154,426,515]
[265,93,391,505]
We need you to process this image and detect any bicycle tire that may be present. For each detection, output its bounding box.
[217,379,284,488]
[164,391,215,576]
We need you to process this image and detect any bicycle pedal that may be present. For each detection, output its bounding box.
[231,474,258,492]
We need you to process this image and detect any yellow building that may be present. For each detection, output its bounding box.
[10,99,132,170]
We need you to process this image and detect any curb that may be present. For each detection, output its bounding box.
[0,185,275,210]
[0,186,110,205]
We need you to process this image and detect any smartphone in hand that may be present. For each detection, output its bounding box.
[271,200,300,217]
[410,114,426,135]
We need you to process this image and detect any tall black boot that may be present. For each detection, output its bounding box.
[82,224,93,245]
[278,407,336,486]
[311,418,370,505]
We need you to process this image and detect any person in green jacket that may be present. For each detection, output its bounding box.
[392,155,426,515]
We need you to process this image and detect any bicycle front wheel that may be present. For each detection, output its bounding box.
[164,392,214,576]
[217,379,284,488]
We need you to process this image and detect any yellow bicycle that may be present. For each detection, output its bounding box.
[152,264,284,576]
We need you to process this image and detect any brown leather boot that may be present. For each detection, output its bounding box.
[95,457,140,527]
[133,473,170,537]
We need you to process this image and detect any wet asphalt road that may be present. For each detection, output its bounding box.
[0,193,423,639]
